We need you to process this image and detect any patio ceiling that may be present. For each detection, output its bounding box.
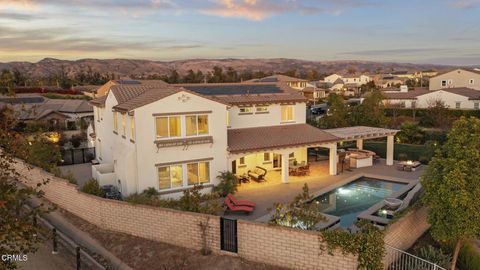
[227,124,339,154]
[324,126,399,141]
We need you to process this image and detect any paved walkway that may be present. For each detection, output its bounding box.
[59,163,92,187]
[28,196,132,270]
[18,242,74,270]
[228,160,424,220]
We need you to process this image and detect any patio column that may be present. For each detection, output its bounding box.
[281,153,289,184]
[386,135,394,166]
[329,143,337,176]
[356,139,363,150]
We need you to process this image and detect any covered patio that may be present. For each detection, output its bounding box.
[227,124,339,185]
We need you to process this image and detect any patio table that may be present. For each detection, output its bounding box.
[397,161,421,171]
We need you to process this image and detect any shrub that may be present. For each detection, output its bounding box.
[269,184,326,230]
[27,138,62,171]
[179,185,221,215]
[214,171,238,197]
[458,241,480,270]
[413,245,451,269]
[81,178,104,197]
[397,122,425,144]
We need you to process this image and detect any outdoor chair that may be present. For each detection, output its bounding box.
[227,194,256,208]
[224,197,253,214]
[248,166,267,182]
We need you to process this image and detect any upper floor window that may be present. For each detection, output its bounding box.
[281,105,295,122]
[130,116,135,140]
[158,165,183,190]
[156,116,181,139]
[470,79,475,85]
[187,162,210,185]
[455,102,461,109]
[239,107,253,114]
[113,111,118,132]
[441,80,447,87]
[121,114,126,136]
[263,153,270,162]
[186,115,209,136]
[474,102,479,110]
[256,106,269,113]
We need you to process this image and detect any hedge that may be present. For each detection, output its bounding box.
[385,108,480,118]
[363,141,434,163]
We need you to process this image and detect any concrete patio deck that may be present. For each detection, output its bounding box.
[225,159,424,221]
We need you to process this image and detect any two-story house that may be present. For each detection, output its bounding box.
[90,81,340,198]
[429,69,480,91]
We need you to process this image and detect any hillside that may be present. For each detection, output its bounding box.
[0,58,456,79]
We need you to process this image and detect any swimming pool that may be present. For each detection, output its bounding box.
[313,177,407,228]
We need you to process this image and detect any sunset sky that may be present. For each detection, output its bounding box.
[1,0,479,65]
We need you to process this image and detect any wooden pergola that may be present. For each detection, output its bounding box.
[325,126,399,166]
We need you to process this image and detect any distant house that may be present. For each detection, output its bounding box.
[390,71,415,79]
[324,74,371,86]
[1,96,93,129]
[383,87,480,110]
[414,70,438,78]
[429,69,480,91]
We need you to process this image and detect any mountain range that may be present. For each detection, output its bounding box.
[0,58,461,79]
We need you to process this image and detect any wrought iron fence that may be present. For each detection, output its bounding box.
[60,147,95,165]
[220,217,238,253]
[385,244,446,270]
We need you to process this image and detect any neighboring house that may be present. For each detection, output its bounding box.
[301,87,328,100]
[429,69,480,91]
[324,74,371,86]
[375,76,406,88]
[0,95,93,129]
[246,74,309,90]
[414,70,438,78]
[383,87,480,109]
[90,81,340,198]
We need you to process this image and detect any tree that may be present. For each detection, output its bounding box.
[397,122,425,144]
[269,184,326,230]
[421,99,452,130]
[421,117,480,270]
[351,90,388,127]
[319,93,349,128]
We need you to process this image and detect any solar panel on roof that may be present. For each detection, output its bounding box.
[117,80,141,85]
[258,77,279,82]
[182,85,282,95]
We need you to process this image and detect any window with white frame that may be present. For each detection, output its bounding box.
[155,116,181,139]
[239,157,245,165]
[281,105,295,122]
[158,165,183,190]
[256,106,269,113]
[455,102,461,109]
[470,79,475,85]
[263,153,270,162]
[186,114,209,136]
[187,162,210,185]
[130,116,135,140]
[474,102,479,110]
[441,80,447,87]
[239,107,253,114]
[113,111,118,132]
[121,114,126,136]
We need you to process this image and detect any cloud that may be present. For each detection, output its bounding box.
[199,0,372,20]
[449,0,480,8]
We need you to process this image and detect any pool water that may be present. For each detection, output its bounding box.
[313,177,407,228]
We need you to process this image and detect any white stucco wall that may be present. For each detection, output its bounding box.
[416,90,479,109]
[131,91,228,196]
[228,103,306,129]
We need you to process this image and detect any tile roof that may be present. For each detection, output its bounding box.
[227,124,339,154]
[383,89,430,100]
[441,87,480,100]
[90,95,107,106]
[41,99,93,113]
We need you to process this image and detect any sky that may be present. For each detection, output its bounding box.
[0,0,479,65]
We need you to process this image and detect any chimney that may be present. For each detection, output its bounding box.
[400,85,408,93]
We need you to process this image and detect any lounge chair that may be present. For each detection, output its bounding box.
[248,166,267,182]
[227,193,256,208]
[224,197,253,214]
